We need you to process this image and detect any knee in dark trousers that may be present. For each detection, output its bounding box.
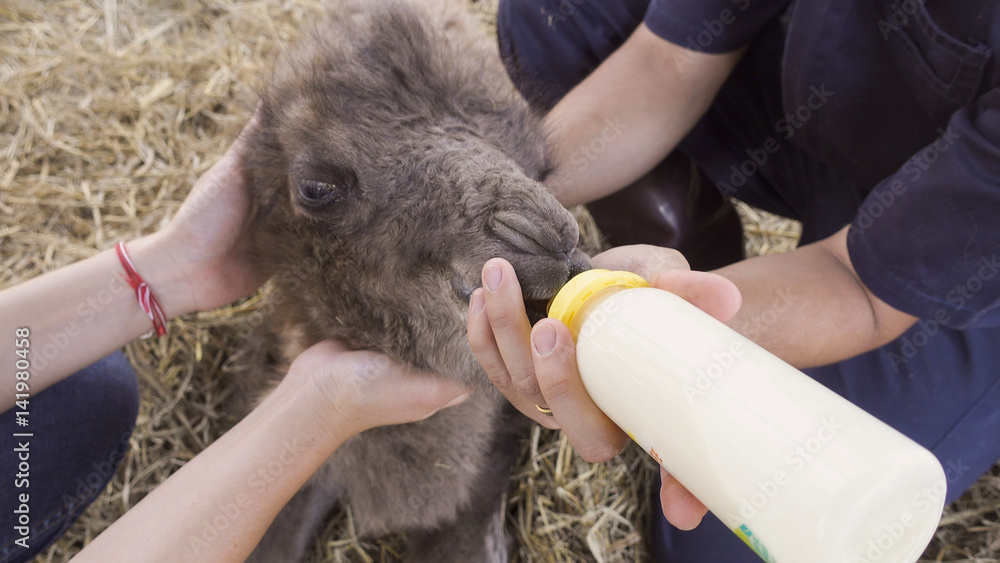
[1,351,139,562]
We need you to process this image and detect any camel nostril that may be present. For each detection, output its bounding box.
[490,210,577,255]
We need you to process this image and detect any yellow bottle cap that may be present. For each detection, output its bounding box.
[547,269,649,339]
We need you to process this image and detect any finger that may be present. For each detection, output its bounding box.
[650,270,743,323]
[659,467,708,531]
[185,111,261,205]
[291,338,352,375]
[532,319,629,462]
[481,259,548,405]
[229,102,265,158]
[592,245,690,279]
[467,288,559,429]
[594,245,742,322]
[382,368,472,421]
[188,104,263,200]
[339,359,472,430]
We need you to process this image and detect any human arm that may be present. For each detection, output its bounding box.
[69,340,469,563]
[722,89,1000,363]
[0,112,266,411]
[717,226,918,367]
[542,24,742,206]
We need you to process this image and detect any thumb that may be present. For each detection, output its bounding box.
[390,372,472,421]
[228,102,265,160]
[349,363,473,430]
[650,270,743,323]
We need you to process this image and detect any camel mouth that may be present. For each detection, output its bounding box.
[452,251,590,325]
[522,258,591,325]
[523,296,551,325]
[451,273,555,326]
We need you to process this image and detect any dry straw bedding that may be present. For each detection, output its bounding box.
[1,0,998,561]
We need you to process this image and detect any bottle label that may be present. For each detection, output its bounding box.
[627,430,669,471]
[733,524,777,563]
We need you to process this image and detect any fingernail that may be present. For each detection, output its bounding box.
[469,289,485,314]
[443,391,471,409]
[531,323,557,356]
[483,263,502,292]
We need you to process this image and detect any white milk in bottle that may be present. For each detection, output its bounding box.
[546,270,947,563]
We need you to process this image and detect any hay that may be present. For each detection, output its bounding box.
[2,0,997,562]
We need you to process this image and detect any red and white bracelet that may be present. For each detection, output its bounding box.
[116,241,168,337]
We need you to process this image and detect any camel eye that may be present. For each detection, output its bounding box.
[292,165,357,210]
[297,179,339,204]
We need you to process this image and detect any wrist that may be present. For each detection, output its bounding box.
[124,232,200,320]
[268,370,357,449]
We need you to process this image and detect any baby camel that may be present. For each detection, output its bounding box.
[233,0,590,561]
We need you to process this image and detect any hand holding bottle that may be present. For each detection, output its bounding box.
[467,245,741,530]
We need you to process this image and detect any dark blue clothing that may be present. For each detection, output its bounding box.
[1,352,138,562]
[642,0,791,54]
[498,0,1000,560]
[650,0,1000,329]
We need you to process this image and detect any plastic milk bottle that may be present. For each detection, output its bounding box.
[547,270,947,563]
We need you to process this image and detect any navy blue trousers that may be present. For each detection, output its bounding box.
[498,1,1000,560]
[0,352,138,562]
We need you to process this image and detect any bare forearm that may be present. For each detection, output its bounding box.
[715,227,917,368]
[0,233,193,410]
[544,25,741,206]
[68,338,469,562]
[71,380,346,563]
